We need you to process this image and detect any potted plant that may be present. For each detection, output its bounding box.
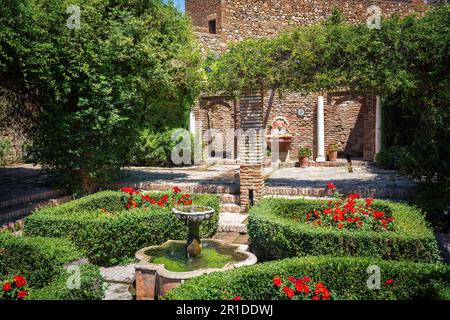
[298,147,312,168]
[328,144,340,162]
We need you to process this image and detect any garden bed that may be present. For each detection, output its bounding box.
[24,190,219,266]
[167,256,450,300]
[248,197,441,263]
[0,232,103,300]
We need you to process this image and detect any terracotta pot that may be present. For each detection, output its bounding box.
[328,151,338,162]
[299,156,309,168]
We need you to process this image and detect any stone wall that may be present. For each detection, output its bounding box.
[188,0,427,54]
[186,0,223,33]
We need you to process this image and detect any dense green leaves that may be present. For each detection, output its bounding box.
[28,264,104,300]
[167,256,450,300]
[0,0,202,186]
[248,198,441,263]
[0,232,83,288]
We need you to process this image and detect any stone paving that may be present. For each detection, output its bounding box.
[266,166,417,200]
[100,264,136,301]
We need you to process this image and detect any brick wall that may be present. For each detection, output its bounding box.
[261,91,376,161]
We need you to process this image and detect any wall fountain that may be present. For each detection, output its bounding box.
[134,205,257,300]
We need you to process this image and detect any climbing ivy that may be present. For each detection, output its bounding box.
[206,6,449,98]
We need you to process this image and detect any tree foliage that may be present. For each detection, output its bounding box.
[0,0,202,188]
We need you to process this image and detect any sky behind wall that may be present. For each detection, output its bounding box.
[169,0,185,12]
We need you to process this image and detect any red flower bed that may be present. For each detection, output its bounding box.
[1,275,29,300]
[273,276,332,300]
[120,186,192,211]
[304,183,395,231]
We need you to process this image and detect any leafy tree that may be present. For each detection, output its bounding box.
[0,0,202,191]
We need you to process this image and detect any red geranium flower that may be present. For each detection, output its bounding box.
[326,183,336,190]
[3,283,12,292]
[365,198,374,206]
[17,290,28,300]
[348,193,360,200]
[232,296,241,300]
[385,279,395,285]
[272,277,282,287]
[338,223,344,229]
[373,211,385,219]
[283,286,295,299]
[120,187,138,195]
[14,275,26,288]
[173,186,182,193]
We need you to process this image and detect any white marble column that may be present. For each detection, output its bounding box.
[189,111,196,136]
[316,95,326,162]
[375,95,382,159]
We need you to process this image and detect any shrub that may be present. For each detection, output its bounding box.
[375,146,409,170]
[248,198,441,262]
[0,232,82,288]
[28,264,104,300]
[167,256,450,300]
[0,138,11,166]
[412,182,450,232]
[128,129,194,167]
[24,191,220,266]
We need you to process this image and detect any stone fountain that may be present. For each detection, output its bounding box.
[134,206,257,300]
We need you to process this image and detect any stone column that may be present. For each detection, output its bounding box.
[239,91,265,212]
[189,111,196,136]
[316,95,326,162]
[375,95,382,159]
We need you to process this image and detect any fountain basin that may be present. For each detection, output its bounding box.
[135,239,257,300]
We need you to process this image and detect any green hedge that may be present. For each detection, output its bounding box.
[0,232,82,288]
[24,191,220,266]
[248,198,441,263]
[28,264,104,300]
[167,256,450,300]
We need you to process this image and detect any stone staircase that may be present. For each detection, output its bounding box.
[0,190,69,226]
[218,194,248,234]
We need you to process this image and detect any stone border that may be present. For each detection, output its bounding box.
[135,239,257,300]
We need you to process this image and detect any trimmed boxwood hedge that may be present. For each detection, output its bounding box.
[167,256,450,300]
[0,232,82,288]
[28,264,104,300]
[248,198,441,263]
[24,191,220,266]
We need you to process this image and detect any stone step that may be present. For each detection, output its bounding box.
[100,264,136,284]
[0,190,65,211]
[219,194,240,205]
[218,212,248,234]
[0,196,72,225]
[220,203,241,213]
